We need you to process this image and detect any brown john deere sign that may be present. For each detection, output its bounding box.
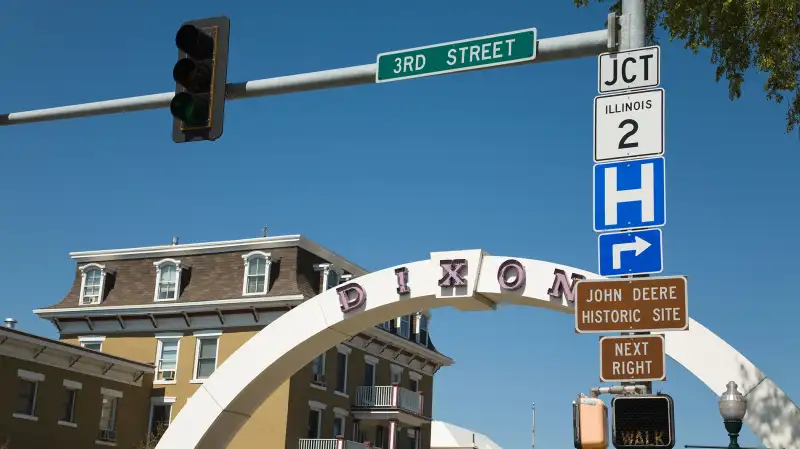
[575,276,688,333]
[600,334,666,383]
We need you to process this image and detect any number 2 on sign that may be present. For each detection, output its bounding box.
[618,119,639,149]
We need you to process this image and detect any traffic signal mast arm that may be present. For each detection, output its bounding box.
[0,29,608,126]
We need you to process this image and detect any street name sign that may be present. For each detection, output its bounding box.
[598,229,663,277]
[599,334,666,383]
[376,28,537,83]
[594,88,664,162]
[598,46,660,94]
[611,395,675,449]
[593,156,666,232]
[574,276,688,334]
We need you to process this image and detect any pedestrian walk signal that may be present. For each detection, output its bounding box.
[611,394,675,449]
[171,16,231,143]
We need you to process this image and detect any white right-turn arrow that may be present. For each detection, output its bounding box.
[611,236,652,270]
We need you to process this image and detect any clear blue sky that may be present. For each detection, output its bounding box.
[1,1,798,448]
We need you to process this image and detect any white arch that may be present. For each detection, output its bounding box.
[155,250,799,449]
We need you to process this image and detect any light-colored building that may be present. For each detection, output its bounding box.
[0,323,154,449]
[430,421,502,449]
[33,234,454,449]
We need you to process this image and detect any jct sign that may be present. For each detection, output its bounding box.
[574,276,688,333]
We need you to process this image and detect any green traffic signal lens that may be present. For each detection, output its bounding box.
[170,92,209,125]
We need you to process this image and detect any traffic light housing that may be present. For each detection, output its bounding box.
[573,395,609,449]
[171,16,231,143]
[611,394,675,449]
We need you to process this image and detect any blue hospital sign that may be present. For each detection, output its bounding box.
[593,157,666,232]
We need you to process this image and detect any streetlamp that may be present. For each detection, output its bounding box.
[718,381,748,449]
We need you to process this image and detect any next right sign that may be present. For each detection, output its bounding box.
[574,276,688,333]
[600,334,666,383]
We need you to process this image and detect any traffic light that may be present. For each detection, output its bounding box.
[611,394,675,449]
[573,394,609,449]
[171,16,231,143]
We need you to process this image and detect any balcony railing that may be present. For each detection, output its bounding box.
[354,385,424,416]
[299,438,379,449]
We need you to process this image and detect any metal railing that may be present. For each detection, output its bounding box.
[354,385,424,415]
[298,439,374,449]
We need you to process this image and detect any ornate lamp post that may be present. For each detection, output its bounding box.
[718,381,748,449]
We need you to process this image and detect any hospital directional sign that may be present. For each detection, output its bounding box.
[593,156,666,232]
[598,229,663,277]
[376,28,537,83]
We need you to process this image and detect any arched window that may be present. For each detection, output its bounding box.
[79,263,108,305]
[154,259,183,302]
[242,252,272,296]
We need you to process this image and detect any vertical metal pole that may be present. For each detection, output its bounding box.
[531,402,536,449]
[621,0,647,50]
[618,0,653,394]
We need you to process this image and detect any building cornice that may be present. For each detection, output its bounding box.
[68,235,368,276]
[362,327,454,367]
[0,327,153,386]
[33,295,306,319]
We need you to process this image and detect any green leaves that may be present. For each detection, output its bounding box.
[576,0,800,133]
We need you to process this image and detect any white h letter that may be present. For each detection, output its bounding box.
[604,163,654,226]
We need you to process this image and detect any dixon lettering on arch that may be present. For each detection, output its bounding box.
[547,268,586,305]
[395,267,410,294]
[336,283,367,313]
[438,259,467,287]
[497,259,526,290]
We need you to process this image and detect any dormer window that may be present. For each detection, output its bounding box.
[153,259,183,302]
[79,263,108,305]
[242,251,272,296]
[314,264,343,292]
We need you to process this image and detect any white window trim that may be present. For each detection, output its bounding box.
[153,258,183,302]
[95,440,117,447]
[79,335,106,351]
[308,402,324,440]
[64,379,83,390]
[154,334,182,385]
[191,331,221,383]
[18,369,45,382]
[14,369,41,420]
[408,371,422,381]
[333,414,347,438]
[241,251,272,296]
[364,354,379,365]
[315,263,344,291]
[79,263,108,305]
[335,346,349,396]
[101,388,123,398]
[333,407,349,417]
[309,400,327,410]
[59,384,79,427]
[148,397,176,440]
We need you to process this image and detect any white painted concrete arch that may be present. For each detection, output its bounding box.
[155,250,799,449]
